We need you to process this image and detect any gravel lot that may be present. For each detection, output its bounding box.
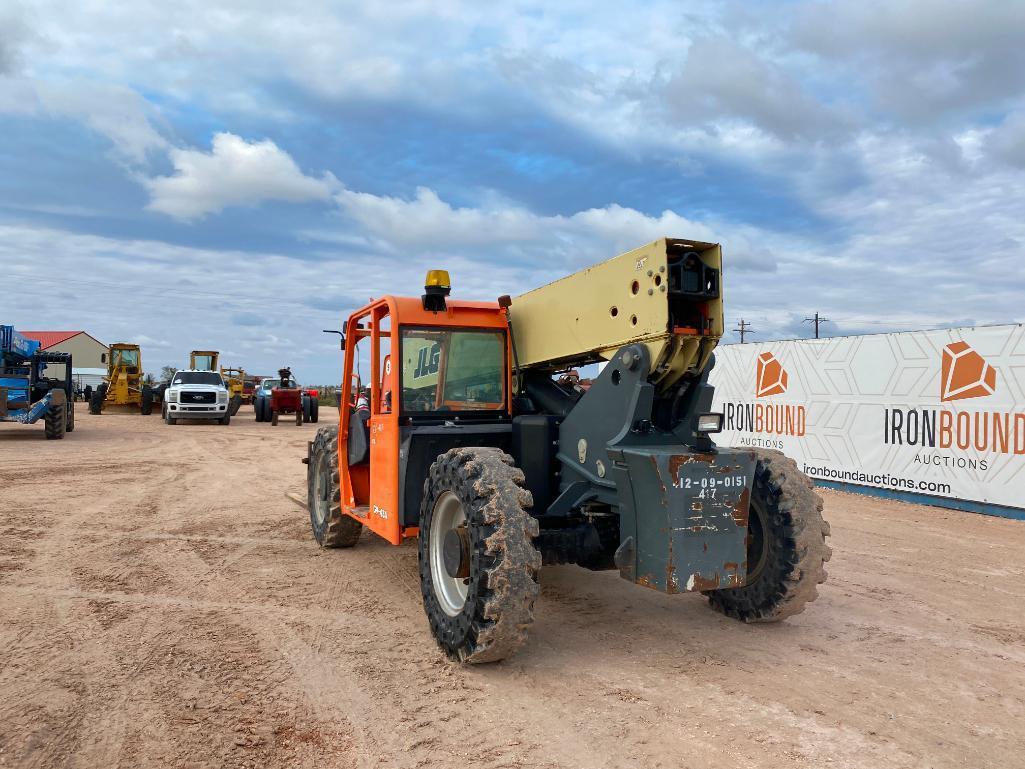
[1,403,1023,768]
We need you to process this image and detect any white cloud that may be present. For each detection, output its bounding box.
[333,185,773,274]
[0,78,169,163]
[145,133,337,221]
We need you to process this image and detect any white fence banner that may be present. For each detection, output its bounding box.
[708,324,1025,513]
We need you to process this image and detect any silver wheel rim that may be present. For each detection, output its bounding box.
[430,491,469,617]
[313,454,330,527]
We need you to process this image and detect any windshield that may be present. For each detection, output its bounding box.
[261,379,280,390]
[401,328,505,413]
[112,348,140,367]
[192,354,215,371]
[173,372,223,386]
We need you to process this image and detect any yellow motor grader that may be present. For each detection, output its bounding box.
[220,366,246,416]
[189,350,220,372]
[89,343,157,415]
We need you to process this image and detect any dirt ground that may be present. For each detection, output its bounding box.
[1,404,1023,769]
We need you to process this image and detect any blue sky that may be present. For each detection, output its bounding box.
[2,0,1024,383]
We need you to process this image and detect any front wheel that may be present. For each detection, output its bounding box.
[418,447,541,663]
[44,401,67,439]
[271,410,278,426]
[309,397,319,423]
[308,425,363,547]
[705,450,831,622]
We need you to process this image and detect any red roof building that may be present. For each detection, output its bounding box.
[20,331,89,349]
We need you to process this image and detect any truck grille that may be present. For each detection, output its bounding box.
[181,391,216,404]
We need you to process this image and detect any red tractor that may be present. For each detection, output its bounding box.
[265,367,319,426]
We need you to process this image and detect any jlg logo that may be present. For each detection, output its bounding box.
[940,341,997,402]
[414,342,441,379]
[755,352,788,397]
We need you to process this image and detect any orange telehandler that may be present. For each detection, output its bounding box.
[304,239,830,663]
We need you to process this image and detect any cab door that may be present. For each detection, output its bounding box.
[364,305,402,543]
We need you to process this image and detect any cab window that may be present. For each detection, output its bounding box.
[400,329,505,413]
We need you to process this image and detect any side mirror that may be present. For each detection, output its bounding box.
[322,329,345,350]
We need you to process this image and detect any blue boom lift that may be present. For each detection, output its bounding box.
[0,325,75,439]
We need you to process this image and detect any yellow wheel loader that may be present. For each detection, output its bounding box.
[88,343,157,415]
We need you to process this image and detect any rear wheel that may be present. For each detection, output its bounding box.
[88,383,107,415]
[141,387,154,415]
[296,407,303,426]
[419,447,541,663]
[310,397,319,423]
[44,401,67,439]
[66,401,75,433]
[271,410,278,426]
[308,425,363,547]
[705,449,831,622]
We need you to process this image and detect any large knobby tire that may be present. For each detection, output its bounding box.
[65,401,75,433]
[88,383,107,415]
[229,395,242,416]
[254,397,264,422]
[44,402,67,440]
[307,425,363,547]
[310,397,319,424]
[418,447,541,664]
[141,387,154,415]
[705,449,831,622]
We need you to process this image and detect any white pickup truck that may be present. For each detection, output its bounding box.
[163,370,231,425]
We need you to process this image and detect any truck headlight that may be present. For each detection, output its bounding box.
[217,391,227,403]
[168,390,179,403]
[697,413,723,433]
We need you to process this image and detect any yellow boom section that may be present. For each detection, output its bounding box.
[508,237,723,390]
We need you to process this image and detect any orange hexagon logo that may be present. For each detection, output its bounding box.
[940,341,996,402]
[756,352,788,397]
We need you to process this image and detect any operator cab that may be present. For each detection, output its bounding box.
[336,271,512,544]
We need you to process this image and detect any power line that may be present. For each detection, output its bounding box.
[732,318,756,343]
[803,311,831,339]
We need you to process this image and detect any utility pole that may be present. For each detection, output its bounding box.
[803,312,830,339]
[733,319,755,343]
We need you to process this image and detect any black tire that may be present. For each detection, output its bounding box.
[229,395,242,416]
[705,449,831,623]
[44,401,67,440]
[89,383,107,415]
[271,410,278,426]
[296,407,303,426]
[418,447,541,663]
[310,397,319,424]
[257,397,267,422]
[308,425,363,548]
[165,410,176,426]
[219,413,231,425]
[302,396,312,424]
[141,387,154,415]
[66,401,75,433]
